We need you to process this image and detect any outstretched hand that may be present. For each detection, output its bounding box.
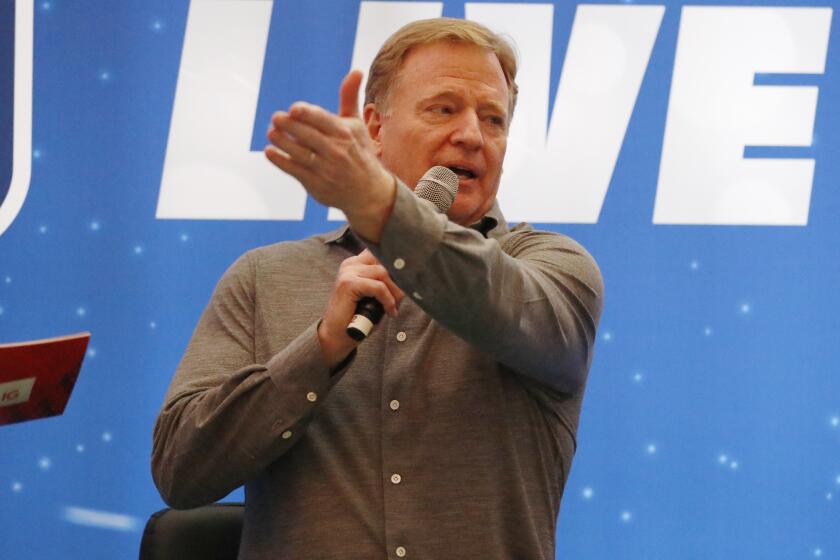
[265,70,395,242]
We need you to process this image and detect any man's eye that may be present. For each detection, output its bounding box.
[430,106,453,114]
[485,115,507,128]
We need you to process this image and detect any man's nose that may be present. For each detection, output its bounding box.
[449,111,484,149]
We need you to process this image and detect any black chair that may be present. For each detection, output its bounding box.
[139,502,245,560]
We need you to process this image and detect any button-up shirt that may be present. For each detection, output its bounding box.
[152,181,604,559]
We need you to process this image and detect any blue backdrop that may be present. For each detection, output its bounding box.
[1,1,838,558]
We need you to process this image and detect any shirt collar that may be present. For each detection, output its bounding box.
[478,199,507,239]
[322,223,363,252]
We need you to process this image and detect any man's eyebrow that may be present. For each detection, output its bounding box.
[480,99,508,117]
[416,90,460,105]
[416,90,509,117]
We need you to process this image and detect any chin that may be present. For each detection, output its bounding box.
[447,202,478,225]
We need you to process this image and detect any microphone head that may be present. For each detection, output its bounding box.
[414,166,459,214]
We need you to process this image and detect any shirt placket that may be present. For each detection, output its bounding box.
[380,298,422,560]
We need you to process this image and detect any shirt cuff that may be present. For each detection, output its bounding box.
[263,320,354,436]
[368,178,447,290]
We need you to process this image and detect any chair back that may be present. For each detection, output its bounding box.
[139,502,244,560]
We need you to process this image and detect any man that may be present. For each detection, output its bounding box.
[153,18,603,560]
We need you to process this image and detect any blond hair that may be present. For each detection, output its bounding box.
[364,18,519,116]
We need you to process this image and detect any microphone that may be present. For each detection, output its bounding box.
[346,166,459,341]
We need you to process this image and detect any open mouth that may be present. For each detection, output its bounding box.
[447,166,477,180]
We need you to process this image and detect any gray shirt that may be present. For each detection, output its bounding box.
[152,181,604,560]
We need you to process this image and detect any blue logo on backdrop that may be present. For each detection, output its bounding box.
[0,0,33,238]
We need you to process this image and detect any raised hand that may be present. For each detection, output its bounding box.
[265,70,395,242]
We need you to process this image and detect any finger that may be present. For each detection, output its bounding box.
[352,251,403,299]
[267,124,315,165]
[342,277,398,316]
[381,275,405,310]
[354,249,381,265]
[342,261,388,278]
[264,145,316,182]
[288,102,347,137]
[272,114,339,159]
[339,69,364,118]
[344,260,405,311]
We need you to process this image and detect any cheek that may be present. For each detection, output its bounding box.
[452,188,481,211]
[378,139,401,170]
[484,133,506,157]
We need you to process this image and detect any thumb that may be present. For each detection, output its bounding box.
[339,69,364,118]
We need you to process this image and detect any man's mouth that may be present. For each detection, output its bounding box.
[447,166,477,180]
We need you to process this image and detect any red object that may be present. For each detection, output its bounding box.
[0,332,90,426]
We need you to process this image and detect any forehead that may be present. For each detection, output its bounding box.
[391,41,509,108]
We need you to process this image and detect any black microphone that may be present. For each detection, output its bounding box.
[346,166,459,341]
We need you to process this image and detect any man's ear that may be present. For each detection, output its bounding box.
[364,103,384,157]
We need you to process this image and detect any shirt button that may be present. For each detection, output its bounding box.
[396,331,407,342]
[395,546,407,558]
[281,430,293,440]
[306,391,318,402]
[390,473,402,484]
[393,258,405,270]
[389,399,400,411]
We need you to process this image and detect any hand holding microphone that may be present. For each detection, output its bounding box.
[346,166,459,341]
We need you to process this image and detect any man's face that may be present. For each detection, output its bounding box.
[365,41,510,226]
